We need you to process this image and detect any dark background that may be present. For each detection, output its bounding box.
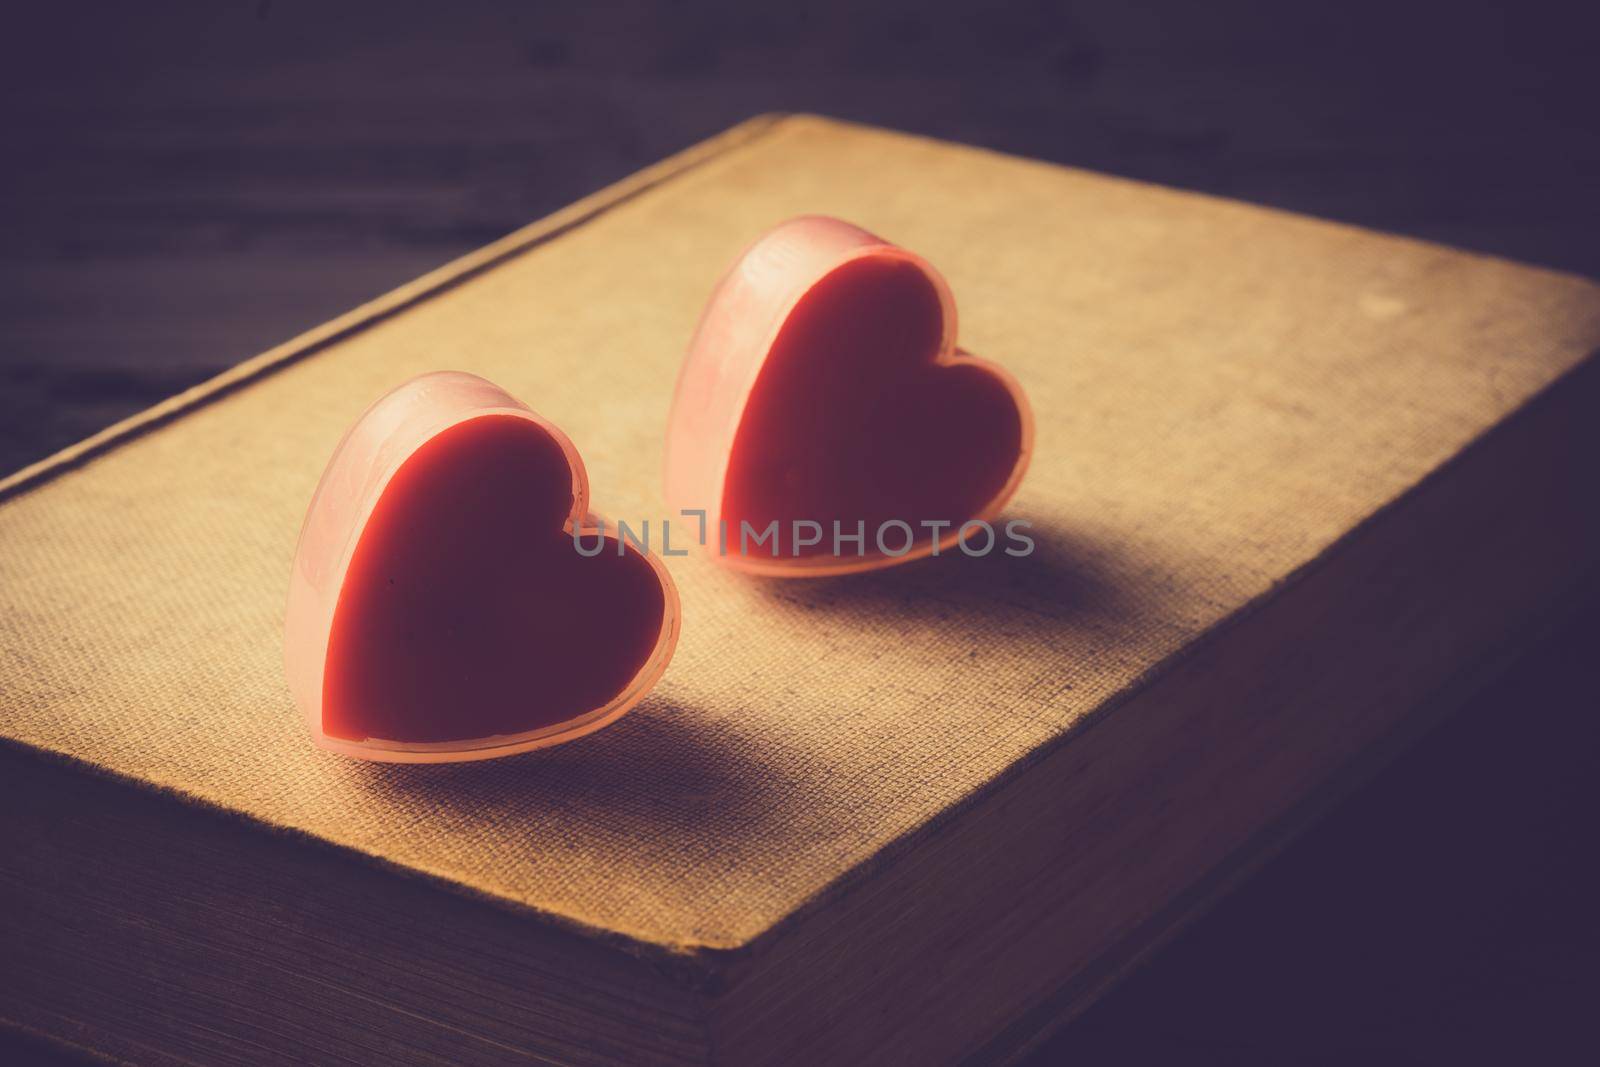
[2,2,1597,1063]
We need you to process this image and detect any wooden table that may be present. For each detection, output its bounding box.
[3,2,1596,1062]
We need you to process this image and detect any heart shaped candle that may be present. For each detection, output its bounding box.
[285,372,678,762]
[664,215,1032,576]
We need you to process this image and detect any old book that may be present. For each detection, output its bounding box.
[2,114,1597,1066]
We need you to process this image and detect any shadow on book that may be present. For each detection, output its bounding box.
[349,697,798,846]
[346,520,1137,844]
[754,521,1137,632]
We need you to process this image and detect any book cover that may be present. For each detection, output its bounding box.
[3,114,1597,1064]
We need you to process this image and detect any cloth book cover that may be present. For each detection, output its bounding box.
[2,113,1598,971]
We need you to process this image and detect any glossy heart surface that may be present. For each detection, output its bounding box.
[286,372,677,762]
[665,216,1031,575]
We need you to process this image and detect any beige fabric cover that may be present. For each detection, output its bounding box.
[3,114,1597,953]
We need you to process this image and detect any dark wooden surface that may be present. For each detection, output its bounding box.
[2,2,1597,1063]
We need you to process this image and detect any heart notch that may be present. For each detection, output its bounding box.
[286,372,678,762]
[665,215,1032,577]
